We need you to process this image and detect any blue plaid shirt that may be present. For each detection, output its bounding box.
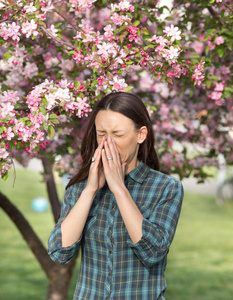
[48,162,183,300]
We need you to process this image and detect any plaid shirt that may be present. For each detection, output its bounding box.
[48,162,183,300]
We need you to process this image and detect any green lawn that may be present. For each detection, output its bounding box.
[1,169,233,300]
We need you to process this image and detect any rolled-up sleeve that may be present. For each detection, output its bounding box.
[48,184,83,265]
[127,179,183,267]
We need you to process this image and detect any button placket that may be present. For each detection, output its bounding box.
[104,197,116,300]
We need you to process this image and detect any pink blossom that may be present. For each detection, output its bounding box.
[163,25,181,42]
[0,162,11,177]
[47,24,59,38]
[161,153,173,168]
[111,12,124,26]
[0,22,21,42]
[28,112,46,129]
[21,19,38,38]
[24,62,38,79]
[111,1,134,12]
[24,3,37,14]
[167,64,188,78]
[109,76,128,92]
[208,41,215,50]
[214,36,224,45]
[209,91,222,102]
[2,127,15,141]
[0,146,9,159]
[104,25,114,41]
[162,46,181,64]
[192,62,205,86]
[69,0,97,11]
[215,82,224,91]
[73,51,84,64]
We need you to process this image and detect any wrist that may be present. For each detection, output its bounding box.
[112,184,128,199]
[82,187,97,200]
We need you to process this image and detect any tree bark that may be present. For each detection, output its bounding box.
[42,157,61,223]
[46,258,78,300]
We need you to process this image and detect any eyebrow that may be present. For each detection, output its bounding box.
[96,130,124,133]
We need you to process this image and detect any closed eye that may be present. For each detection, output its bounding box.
[114,135,123,137]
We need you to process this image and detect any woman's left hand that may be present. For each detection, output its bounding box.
[101,137,126,194]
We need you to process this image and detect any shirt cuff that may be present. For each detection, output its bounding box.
[127,218,168,267]
[48,223,82,264]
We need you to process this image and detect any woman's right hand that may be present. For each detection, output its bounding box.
[85,138,106,195]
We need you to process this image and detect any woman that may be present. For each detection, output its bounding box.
[48,92,183,300]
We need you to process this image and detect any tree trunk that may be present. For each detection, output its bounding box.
[42,157,61,223]
[46,258,78,300]
[0,191,78,300]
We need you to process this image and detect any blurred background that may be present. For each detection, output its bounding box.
[1,160,233,300]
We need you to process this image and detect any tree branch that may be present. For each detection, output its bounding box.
[207,6,224,26]
[0,191,55,278]
[39,26,75,51]
[53,8,79,31]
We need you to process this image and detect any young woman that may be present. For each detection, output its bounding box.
[48,92,183,300]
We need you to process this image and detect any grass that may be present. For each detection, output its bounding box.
[1,169,233,300]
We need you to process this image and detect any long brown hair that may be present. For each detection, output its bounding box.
[66,92,160,188]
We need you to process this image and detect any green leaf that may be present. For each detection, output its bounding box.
[3,52,12,61]
[217,47,225,58]
[74,80,81,89]
[2,171,9,181]
[133,20,140,27]
[55,22,62,28]
[48,125,55,139]
[49,113,58,119]
[165,16,174,21]
[189,54,200,59]
[142,27,149,35]
[211,75,219,81]
[39,107,46,115]
[125,86,133,92]
[205,80,212,88]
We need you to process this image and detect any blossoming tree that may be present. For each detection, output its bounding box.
[0,0,233,299]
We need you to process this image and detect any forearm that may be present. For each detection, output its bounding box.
[61,188,96,247]
[114,187,143,244]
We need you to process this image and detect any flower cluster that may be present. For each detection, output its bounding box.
[69,0,97,11]
[3,0,225,183]
[192,62,205,86]
[209,82,224,106]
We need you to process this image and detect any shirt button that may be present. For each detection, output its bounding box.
[105,297,109,300]
[109,250,112,255]
[109,226,112,231]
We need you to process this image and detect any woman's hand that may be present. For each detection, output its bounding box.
[101,137,126,195]
[85,138,106,195]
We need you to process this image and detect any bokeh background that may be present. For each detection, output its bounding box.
[1,160,233,300]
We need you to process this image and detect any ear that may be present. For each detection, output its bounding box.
[137,126,148,144]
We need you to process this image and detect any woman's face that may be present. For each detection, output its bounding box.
[95,110,147,173]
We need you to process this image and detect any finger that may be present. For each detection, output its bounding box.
[109,138,121,165]
[104,139,113,164]
[101,149,109,172]
[91,139,104,164]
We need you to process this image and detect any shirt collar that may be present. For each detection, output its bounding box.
[126,161,150,184]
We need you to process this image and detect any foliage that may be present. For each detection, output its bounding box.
[0,0,233,182]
